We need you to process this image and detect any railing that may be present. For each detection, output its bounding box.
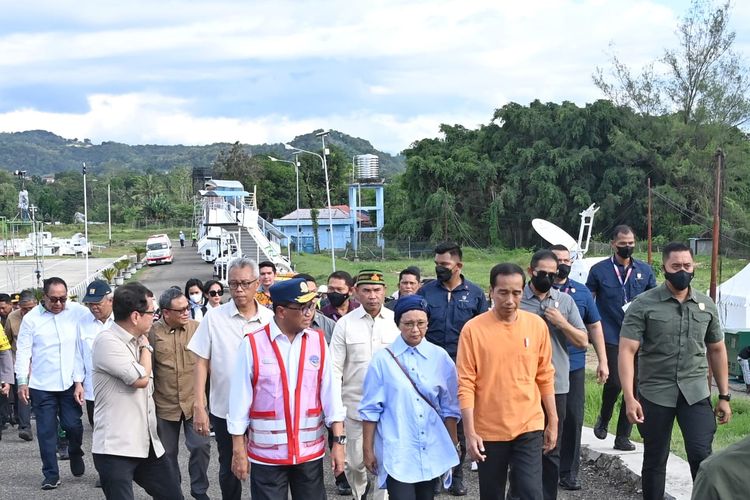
[67,254,130,300]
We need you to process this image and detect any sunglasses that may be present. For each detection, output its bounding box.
[208,289,224,297]
[46,296,68,304]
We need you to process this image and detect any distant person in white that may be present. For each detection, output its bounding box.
[188,257,274,500]
[15,277,89,490]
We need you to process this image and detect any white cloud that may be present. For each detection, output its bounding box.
[0,0,748,154]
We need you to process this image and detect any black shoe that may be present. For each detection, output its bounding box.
[559,477,582,491]
[95,478,102,488]
[58,448,70,460]
[593,415,608,440]
[335,483,352,496]
[18,428,34,441]
[434,477,443,495]
[70,454,85,476]
[614,437,636,451]
[41,478,61,490]
[191,493,209,500]
[450,478,467,496]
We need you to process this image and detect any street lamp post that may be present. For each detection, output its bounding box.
[268,154,301,254]
[82,162,90,280]
[284,141,336,271]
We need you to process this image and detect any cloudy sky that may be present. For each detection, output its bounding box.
[0,0,748,153]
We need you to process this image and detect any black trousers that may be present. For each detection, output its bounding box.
[386,475,434,500]
[599,343,635,438]
[541,394,566,500]
[559,369,585,483]
[93,445,183,500]
[638,393,716,500]
[211,415,242,500]
[86,399,94,427]
[250,458,326,500]
[479,432,543,500]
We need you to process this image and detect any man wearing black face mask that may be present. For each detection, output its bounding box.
[321,271,360,322]
[586,225,656,452]
[549,245,609,492]
[513,250,586,500]
[619,242,731,500]
[418,242,488,496]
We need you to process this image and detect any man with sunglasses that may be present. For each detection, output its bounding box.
[14,277,89,490]
[150,288,211,500]
[513,250,587,500]
[188,257,273,500]
[228,278,346,499]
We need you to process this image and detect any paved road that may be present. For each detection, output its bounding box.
[0,246,640,499]
[0,257,116,292]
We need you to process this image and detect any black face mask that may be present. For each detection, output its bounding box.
[327,292,349,307]
[557,264,571,280]
[663,270,694,291]
[616,245,634,259]
[531,272,554,294]
[435,266,453,283]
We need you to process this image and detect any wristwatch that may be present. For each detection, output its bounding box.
[718,393,731,402]
[139,344,154,353]
[333,435,347,445]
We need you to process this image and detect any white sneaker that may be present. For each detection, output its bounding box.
[471,461,478,471]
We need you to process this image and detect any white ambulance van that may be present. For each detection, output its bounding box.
[145,234,173,265]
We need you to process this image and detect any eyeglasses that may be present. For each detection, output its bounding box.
[208,289,224,297]
[284,302,316,313]
[164,307,190,314]
[228,279,258,290]
[46,296,67,304]
[139,310,156,316]
[400,321,429,330]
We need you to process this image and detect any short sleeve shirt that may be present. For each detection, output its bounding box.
[520,285,586,394]
[554,279,601,371]
[620,284,723,407]
[586,257,656,345]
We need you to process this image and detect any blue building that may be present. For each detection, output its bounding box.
[273,206,370,252]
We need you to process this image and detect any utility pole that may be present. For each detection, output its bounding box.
[647,177,652,265]
[709,150,724,301]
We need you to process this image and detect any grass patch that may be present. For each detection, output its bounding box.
[583,371,750,459]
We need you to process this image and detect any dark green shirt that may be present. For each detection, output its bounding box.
[620,283,722,407]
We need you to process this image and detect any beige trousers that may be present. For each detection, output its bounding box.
[345,417,388,500]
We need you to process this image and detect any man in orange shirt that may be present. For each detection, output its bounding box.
[457,263,557,500]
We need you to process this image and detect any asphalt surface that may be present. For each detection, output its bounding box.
[0,246,642,499]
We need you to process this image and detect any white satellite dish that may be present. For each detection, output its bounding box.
[532,219,580,252]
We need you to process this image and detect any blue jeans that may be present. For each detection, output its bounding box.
[30,385,84,480]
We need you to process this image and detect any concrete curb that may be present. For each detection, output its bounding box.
[580,426,694,500]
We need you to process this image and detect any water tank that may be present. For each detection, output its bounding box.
[355,154,379,180]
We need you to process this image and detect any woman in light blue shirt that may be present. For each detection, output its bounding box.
[360,295,460,500]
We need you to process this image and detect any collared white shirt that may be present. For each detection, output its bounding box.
[78,311,115,401]
[227,319,346,464]
[14,302,89,391]
[187,299,274,419]
[330,305,400,421]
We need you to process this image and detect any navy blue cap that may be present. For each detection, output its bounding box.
[82,280,112,303]
[393,295,429,326]
[269,278,317,304]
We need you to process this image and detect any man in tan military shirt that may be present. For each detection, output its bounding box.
[2,290,36,440]
[620,242,731,500]
[150,288,210,500]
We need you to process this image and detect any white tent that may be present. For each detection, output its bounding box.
[716,262,750,330]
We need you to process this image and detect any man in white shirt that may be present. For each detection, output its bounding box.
[15,277,89,490]
[78,280,115,428]
[188,257,274,500]
[331,269,400,500]
[228,278,346,499]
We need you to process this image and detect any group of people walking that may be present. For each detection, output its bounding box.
[0,226,737,500]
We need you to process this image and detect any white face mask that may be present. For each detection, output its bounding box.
[190,293,203,304]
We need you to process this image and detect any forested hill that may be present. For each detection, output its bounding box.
[0,129,405,177]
